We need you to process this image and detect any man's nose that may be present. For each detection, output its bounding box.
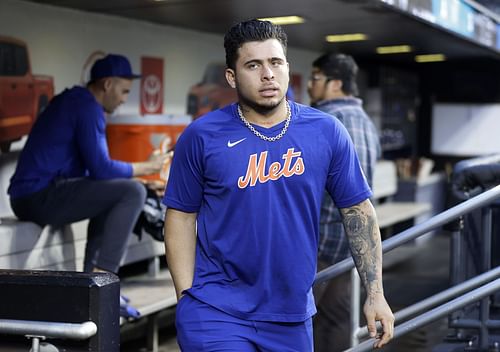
[261,65,274,80]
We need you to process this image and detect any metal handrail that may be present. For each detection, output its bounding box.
[356,265,500,339]
[314,184,500,350]
[314,184,500,285]
[346,277,500,352]
[0,319,97,340]
[453,153,500,174]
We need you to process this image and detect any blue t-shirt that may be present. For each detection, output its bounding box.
[9,86,132,199]
[163,102,371,322]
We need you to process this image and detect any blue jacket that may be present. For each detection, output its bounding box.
[9,86,132,199]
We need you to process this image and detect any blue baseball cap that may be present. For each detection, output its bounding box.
[90,54,141,81]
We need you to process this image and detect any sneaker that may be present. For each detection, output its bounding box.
[120,295,140,320]
[120,294,130,303]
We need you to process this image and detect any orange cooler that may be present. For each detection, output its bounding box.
[106,114,191,181]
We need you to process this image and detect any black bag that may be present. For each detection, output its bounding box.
[133,184,165,242]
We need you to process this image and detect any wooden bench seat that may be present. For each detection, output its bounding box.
[0,218,166,271]
[0,217,77,270]
[372,160,431,230]
[375,202,431,229]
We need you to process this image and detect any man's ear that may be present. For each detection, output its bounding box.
[329,79,343,94]
[225,68,236,89]
[102,77,113,92]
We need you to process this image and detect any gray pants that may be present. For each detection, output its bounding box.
[11,178,146,273]
[314,261,352,352]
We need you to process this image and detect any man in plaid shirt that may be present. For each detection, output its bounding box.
[308,53,381,352]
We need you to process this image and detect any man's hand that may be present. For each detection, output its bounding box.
[364,293,394,349]
[132,150,172,177]
[147,150,171,171]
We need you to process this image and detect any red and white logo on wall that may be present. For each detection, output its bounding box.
[140,57,164,115]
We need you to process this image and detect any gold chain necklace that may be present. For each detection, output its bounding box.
[237,101,291,142]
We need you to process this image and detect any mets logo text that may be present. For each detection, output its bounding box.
[238,148,304,188]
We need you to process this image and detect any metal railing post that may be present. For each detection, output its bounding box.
[350,268,361,347]
[479,207,493,349]
[450,226,464,286]
[449,227,464,330]
[30,336,41,352]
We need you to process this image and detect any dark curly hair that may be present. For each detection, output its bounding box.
[224,19,288,70]
[312,53,359,96]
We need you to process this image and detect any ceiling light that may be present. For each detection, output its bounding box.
[325,33,368,43]
[376,45,412,54]
[415,54,446,63]
[258,16,305,25]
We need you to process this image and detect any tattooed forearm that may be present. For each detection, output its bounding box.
[341,199,383,303]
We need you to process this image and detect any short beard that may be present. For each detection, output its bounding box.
[236,90,284,116]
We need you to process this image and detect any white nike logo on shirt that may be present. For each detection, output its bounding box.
[227,138,246,148]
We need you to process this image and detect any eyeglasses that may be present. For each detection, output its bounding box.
[308,75,334,83]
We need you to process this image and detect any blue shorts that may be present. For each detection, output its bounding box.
[175,294,313,351]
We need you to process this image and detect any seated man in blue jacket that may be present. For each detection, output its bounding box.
[8,54,167,318]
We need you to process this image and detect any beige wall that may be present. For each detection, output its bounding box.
[0,0,319,115]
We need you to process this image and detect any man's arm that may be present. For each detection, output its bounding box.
[340,198,394,349]
[164,208,197,300]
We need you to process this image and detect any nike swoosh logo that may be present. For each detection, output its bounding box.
[227,138,246,148]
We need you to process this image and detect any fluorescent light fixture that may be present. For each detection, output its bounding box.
[376,45,412,54]
[325,33,368,43]
[258,16,305,25]
[415,54,446,63]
